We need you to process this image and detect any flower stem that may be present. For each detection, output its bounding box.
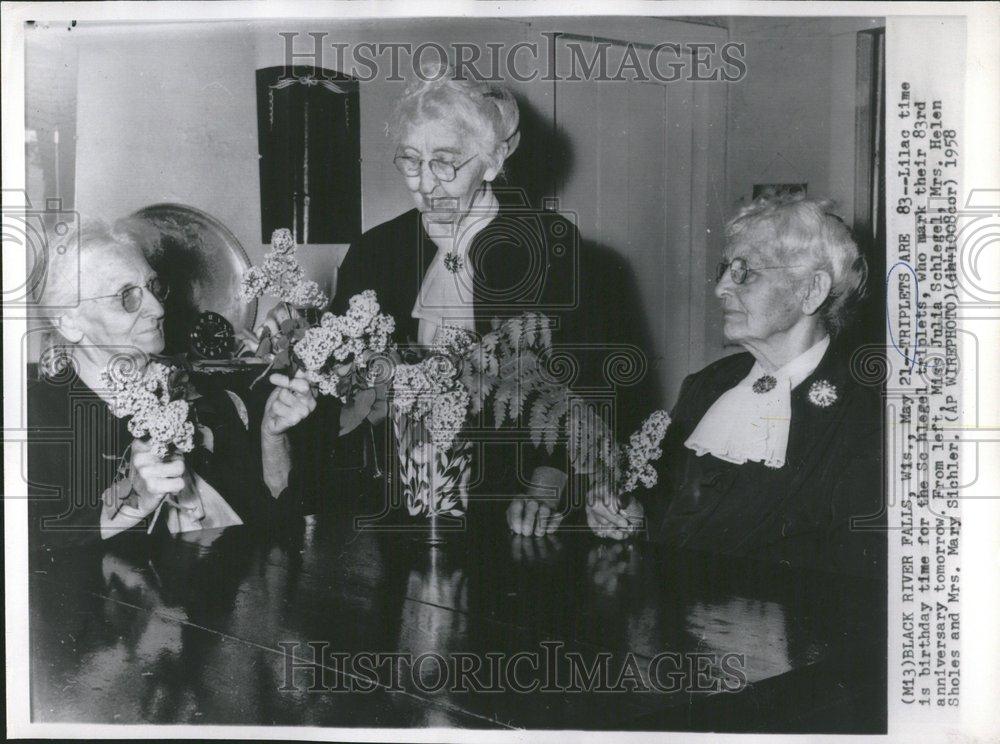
[250,358,276,389]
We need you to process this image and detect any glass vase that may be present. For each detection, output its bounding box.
[392,409,471,545]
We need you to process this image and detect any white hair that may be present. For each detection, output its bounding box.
[389,59,520,171]
[726,193,868,335]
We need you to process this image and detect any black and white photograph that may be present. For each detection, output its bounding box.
[2,2,997,742]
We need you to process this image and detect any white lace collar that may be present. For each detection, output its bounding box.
[684,336,830,469]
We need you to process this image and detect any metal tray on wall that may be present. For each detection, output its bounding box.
[131,203,257,357]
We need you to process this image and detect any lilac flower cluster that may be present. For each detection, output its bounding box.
[620,410,671,493]
[293,290,396,399]
[101,361,196,459]
[431,325,477,358]
[238,228,328,308]
[392,356,471,451]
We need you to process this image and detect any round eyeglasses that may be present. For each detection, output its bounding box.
[716,257,802,285]
[79,277,170,313]
[392,153,478,182]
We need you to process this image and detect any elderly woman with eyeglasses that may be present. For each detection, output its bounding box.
[27,221,314,551]
[275,64,606,530]
[610,194,884,575]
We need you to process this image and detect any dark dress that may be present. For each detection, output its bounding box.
[26,368,273,554]
[646,337,886,577]
[285,189,638,519]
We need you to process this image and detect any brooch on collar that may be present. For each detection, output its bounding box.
[752,375,777,394]
[444,252,463,273]
[808,379,838,408]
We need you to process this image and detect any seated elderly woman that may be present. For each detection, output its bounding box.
[593,194,884,576]
[27,220,314,551]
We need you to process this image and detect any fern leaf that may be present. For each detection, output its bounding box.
[529,398,547,448]
[523,313,537,348]
[539,317,553,350]
[505,317,523,352]
[493,380,514,428]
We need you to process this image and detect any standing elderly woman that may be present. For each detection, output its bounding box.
[27,220,314,551]
[607,194,883,576]
[285,64,594,530]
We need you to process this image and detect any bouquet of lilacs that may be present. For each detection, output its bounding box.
[392,351,471,452]
[100,360,199,513]
[239,228,329,381]
[235,251,675,510]
[293,290,397,433]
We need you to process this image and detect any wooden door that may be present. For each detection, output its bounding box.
[553,29,728,408]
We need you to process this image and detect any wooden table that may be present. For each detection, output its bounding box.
[29,510,886,732]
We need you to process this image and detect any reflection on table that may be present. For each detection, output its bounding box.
[30,512,886,731]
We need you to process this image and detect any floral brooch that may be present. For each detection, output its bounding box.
[752,375,777,394]
[808,379,838,408]
[443,252,464,273]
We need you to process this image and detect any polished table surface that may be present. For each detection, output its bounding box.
[29,512,886,732]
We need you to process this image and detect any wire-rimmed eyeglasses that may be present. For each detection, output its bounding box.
[393,153,479,182]
[392,127,519,183]
[716,257,803,285]
[78,277,170,313]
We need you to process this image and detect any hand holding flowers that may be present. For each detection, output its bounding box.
[100,359,200,520]
[579,410,671,540]
[128,437,191,513]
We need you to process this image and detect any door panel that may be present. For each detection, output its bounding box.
[554,32,727,407]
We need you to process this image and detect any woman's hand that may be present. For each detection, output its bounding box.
[102,439,192,538]
[506,466,568,537]
[262,371,317,438]
[131,438,188,514]
[260,371,316,499]
[507,496,565,537]
[585,486,644,540]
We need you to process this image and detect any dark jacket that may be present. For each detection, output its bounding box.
[647,338,886,577]
[26,368,272,553]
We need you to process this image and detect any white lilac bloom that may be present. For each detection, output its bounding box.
[391,357,471,451]
[432,325,477,358]
[101,362,198,459]
[237,227,328,308]
[621,410,671,494]
[270,227,295,255]
[295,327,338,371]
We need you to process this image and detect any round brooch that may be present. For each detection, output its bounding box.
[808,379,838,408]
[752,375,777,394]
[443,252,464,273]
